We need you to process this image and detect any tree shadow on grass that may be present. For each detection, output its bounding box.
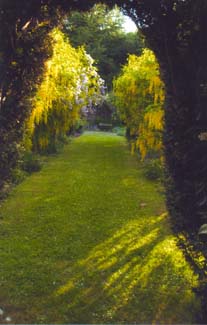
[47,213,200,324]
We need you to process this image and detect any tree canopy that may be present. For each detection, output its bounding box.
[63,4,143,88]
[28,28,103,152]
[113,49,164,159]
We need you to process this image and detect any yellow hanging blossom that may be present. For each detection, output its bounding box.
[113,48,165,160]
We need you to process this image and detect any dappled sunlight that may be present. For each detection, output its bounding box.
[53,213,199,324]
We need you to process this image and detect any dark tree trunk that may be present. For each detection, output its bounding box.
[126,0,207,233]
[161,3,207,232]
[163,58,202,231]
[161,52,207,231]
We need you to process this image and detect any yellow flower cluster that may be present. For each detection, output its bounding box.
[27,28,103,150]
[113,48,164,160]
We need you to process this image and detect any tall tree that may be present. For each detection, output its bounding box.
[113,49,164,159]
[63,4,143,88]
[28,29,103,152]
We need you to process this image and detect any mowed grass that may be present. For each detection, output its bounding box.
[0,132,200,324]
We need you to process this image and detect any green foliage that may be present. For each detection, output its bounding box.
[69,118,87,135]
[113,49,164,159]
[0,182,12,201]
[10,168,27,185]
[64,4,143,88]
[22,152,42,173]
[142,159,164,181]
[92,99,114,126]
[113,126,126,136]
[0,133,199,324]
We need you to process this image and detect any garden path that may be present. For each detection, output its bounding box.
[0,132,200,324]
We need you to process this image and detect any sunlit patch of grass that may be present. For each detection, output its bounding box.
[0,132,200,324]
[54,213,199,324]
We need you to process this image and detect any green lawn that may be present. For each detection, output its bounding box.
[0,132,200,324]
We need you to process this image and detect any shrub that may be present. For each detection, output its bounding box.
[11,168,27,185]
[22,152,42,173]
[143,159,163,181]
[113,126,126,136]
[0,182,12,201]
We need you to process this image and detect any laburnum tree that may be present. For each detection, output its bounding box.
[1,0,207,234]
[0,0,98,187]
[27,28,103,152]
[113,49,164,160]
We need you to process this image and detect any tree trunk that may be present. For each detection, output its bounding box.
[131,1,207,233]
[163,58,202,231]
[165,62,207,231]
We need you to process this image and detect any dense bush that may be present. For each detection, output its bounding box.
[10,168,27,185]
[22,152,42,173]
[113,126,126,136]
[142,159,163,181]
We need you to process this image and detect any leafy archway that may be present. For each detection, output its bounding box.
[1,0,207,234]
